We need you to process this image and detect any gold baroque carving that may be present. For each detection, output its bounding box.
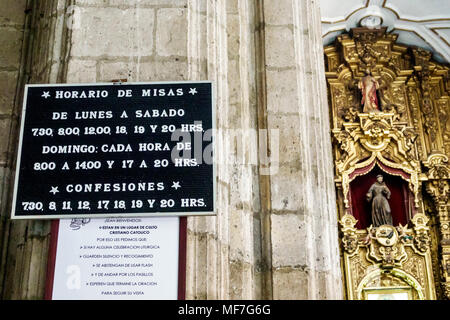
[326,27,449,299]
[333,113,422,210]
[339,212,435,299]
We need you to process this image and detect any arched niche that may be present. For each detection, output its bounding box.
[357,267,424,300]
[348,160,415,229]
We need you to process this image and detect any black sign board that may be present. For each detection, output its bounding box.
[12,82,215,219]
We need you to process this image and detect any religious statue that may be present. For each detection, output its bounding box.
[366,174,393,227]
[358,69,380,112]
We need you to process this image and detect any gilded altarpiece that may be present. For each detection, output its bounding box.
[325,27,450,300]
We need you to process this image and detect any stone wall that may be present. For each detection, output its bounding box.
[0,0,343,299]
[66,0,189,83]
[0,0,70,299]
[0,0,29,299]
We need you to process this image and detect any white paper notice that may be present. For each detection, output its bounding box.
[51,217,179,300]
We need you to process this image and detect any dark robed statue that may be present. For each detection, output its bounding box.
[366,174,393,227]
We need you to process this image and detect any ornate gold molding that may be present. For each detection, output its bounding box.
[333,112,421,210]
[340,213,435,299]
[326,27,450,299]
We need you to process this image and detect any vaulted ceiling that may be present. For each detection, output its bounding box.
[320,0,450,64]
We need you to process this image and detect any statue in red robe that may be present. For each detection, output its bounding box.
[358,69,380,112]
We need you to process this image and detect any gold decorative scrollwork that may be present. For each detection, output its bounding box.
[326,27,450,299]
[338,212,435,299]
[339,214,359,255]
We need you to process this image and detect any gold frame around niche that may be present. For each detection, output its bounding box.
[325,27,450,300]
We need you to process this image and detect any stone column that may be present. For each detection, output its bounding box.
[185,0,343,300]
[185,0,263,299]
[262,0,343,299]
